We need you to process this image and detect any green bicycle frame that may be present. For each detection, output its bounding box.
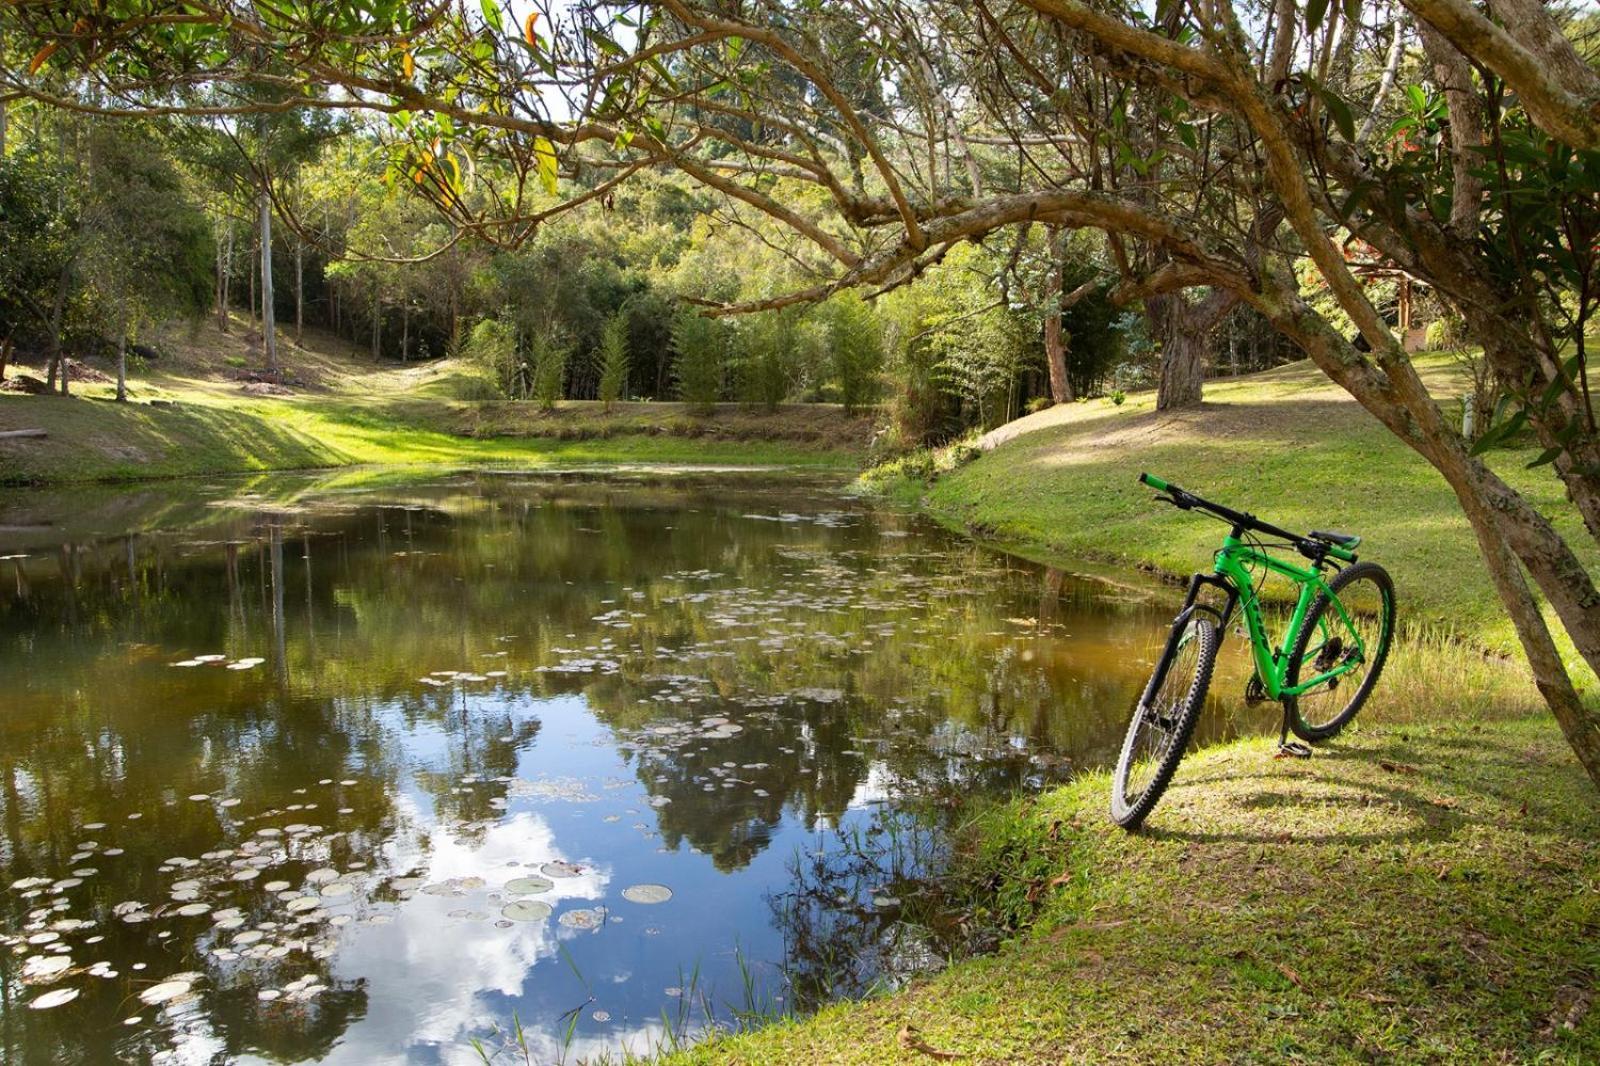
[1207,536,1368,700]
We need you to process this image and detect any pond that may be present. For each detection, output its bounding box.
[0,469,1267,1064]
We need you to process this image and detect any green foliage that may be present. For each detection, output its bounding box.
[597,312,630,410]
[1425,314,1468,350]
[463,317,517,398]
[672,310,727,412]
[826,294,884,414]
[736,312,796,411]
[530,331,570,411]
[1056,266,1126,398]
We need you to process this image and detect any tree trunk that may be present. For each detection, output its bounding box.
[219,224,233,332]
[1043,228,1073,403]
[400,303,410,363]
[370,290,381,361]
[258,189,278,373]
[248,228,257,324]
[1255,271,1600,789]
[294,240,304,346]
[0,336,11,382]
[45,262,70,393]
[1149,288,1238,411]
[115,329,127,403]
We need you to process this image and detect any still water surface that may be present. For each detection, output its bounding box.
[0,469,1256,1064]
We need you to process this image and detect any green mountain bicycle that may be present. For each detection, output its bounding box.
[1110,473,1395,829]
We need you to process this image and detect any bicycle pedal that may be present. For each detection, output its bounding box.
[1275,741,1313,759]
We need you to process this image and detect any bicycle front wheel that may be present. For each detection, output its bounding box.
[1110,615,1218,829]
[1284,561,1395,742]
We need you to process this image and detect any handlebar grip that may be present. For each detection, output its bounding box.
[1139,472,1169,492]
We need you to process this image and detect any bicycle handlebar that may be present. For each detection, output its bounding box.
[1138,471,1330,553]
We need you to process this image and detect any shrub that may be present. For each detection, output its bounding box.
[530,332,570,411]
[1425,314,1469,350]
[597,312,630,412]
[1111,389,1127,406]
[1026,396,1055,415]
[827,293,884,413]
[672,309,726,413]
[463,317,517,398]
[737,312,792,412]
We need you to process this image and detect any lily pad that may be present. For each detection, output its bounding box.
[540,860,583,879]
[558,907,604,930]
[500,899,553,922]
[138,980,192,1005]
[504,876,555,895]
[621,884,673,905]
[28,987,80,1010]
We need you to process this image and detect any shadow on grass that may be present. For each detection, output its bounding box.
[1141,724,1595,846]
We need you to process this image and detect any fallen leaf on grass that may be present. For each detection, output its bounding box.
[1275,963,1304,989]
[897,1025,961,1060]
[1050,872,1072,888]
[1379,761,1419,775]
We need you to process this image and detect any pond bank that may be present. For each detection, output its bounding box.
[0,320,869,485]
[669,716,1600,1063]
[862,356,1599,665]
[0,392,864,485]
[692,359,1600,1062]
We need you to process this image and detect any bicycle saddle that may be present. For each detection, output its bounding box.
[1309,529,1361,548]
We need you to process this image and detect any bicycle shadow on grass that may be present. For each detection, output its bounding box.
[1140,722,1594,845]
[1139,773,1466,846]
[1137,746,1506,847]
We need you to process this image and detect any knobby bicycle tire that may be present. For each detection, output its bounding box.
[1284,561,1395,742]
[1110,616,1218,829]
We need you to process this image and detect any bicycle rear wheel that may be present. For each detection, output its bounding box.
[1284,562,1395,742]
[1110,615,1218,829]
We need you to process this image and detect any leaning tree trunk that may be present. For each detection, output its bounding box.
[294,240,303,347]
[1255,272,1600,789]
[258,189,278,374]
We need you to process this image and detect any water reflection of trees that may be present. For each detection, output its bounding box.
[0,473,1196,1062]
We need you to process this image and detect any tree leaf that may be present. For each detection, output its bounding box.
[1321,88,1355,141]
[1305,0,1329,33]
[534,136,558,196]
[479,0,504,34]
[1527,445,1564,468]
[524,11,540,46]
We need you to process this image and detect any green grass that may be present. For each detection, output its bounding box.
[0,319,866,485]
[669,715,1600,1064]
[870,356,1599,665]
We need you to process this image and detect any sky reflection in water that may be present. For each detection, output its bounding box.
[0,470,1255,1064]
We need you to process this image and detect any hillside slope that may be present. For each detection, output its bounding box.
[901,356,1596,661]
[0,317,872,484]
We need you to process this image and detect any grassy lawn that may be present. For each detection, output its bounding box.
[672,716,1600,1064]
[0,319,867,485]
[878,356,1599,664]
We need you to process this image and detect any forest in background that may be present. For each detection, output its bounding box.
[0,100,1314,448]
